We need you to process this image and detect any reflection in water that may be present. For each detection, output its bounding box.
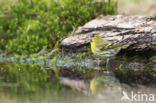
[0,61,156,103]
[0,62,80,103]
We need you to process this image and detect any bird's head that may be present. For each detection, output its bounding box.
[90,34,102,43]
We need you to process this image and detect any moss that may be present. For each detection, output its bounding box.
[0,0,117,55]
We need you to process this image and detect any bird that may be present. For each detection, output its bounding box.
[90,34,128,72]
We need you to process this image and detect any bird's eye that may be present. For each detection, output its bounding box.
[91,34,97,37]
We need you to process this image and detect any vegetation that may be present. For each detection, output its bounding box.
[0,61,79,102]
[0,0,117,55]
[0,61,95,102]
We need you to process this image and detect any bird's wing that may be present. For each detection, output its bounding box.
[100,43,129,51]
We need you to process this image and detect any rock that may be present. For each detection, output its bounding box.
[150,56,156,63]
[61,15,156,52]
[59,77,90,95]
[109,58,156,83]
[61,15,156,84]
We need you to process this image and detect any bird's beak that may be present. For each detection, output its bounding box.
[89,35,93,42]
[89,39,92,42]
[91,34,95,38]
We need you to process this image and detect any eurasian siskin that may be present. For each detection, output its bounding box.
[90,34,128,70]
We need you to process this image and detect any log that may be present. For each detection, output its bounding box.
[61,15,156,52]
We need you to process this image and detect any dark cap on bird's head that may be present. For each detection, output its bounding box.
[91,34,98,38]
[90,34,96,41]
[89,34,99,42]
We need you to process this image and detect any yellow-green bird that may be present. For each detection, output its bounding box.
[90,34,128,70]
[90,75,120,95]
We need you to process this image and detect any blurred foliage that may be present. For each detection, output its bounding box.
[0,0,117,55]
[0,61,96,102]
[0,61,80,102]
[118,0,156,15]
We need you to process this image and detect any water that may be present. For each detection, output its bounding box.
[0,57,156,103]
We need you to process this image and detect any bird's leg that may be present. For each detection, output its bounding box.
[94,58,100,70]
[106,58,110,74]
[98,58,100,66]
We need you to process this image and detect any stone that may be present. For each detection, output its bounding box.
[61,15,156,52]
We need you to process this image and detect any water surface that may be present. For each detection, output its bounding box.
[0,61,156,103]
